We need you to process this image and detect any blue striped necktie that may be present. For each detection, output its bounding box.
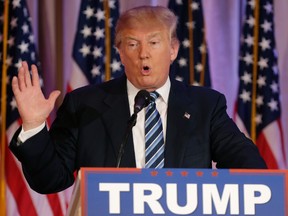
[145,91,164,168]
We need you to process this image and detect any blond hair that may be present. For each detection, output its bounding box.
[114,5,179,48]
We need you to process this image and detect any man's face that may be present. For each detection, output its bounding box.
[118,25,179,91]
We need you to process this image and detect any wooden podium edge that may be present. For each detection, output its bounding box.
[66,171,81,216]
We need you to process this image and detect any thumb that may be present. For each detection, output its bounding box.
[48,90,61,108]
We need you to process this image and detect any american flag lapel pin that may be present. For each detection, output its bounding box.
[183,112,191,119]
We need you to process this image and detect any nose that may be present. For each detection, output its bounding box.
[139,44,149,59]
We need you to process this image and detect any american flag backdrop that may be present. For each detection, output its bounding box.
[234,0,286,168]
[0,0,69,215]
[69,0,123,91]
[168,0,211,87]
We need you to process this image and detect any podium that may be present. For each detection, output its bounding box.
[66,168,288,216]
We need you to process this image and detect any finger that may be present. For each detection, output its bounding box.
[21,61,32,87]
[31,64,40,87]
[11,76,20,96]
[18,65,26,91]
[22,61,29,72]
[24,64,32,87]
[48,90,61,110]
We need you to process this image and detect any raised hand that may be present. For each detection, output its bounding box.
[11,61,61,131]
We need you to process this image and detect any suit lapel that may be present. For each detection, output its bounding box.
[165,81,195,167]
[101,77,136,167]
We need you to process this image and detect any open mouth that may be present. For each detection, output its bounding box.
[143,66,149,71]
[142,65,151,74]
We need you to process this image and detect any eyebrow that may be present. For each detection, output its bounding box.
[124,32,162,42]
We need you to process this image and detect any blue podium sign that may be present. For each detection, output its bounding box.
[80,168,288,216]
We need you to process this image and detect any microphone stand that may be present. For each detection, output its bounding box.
[116,89,151,168]
[116,113,137,168]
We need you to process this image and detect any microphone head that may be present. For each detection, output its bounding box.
[134,90,151,114]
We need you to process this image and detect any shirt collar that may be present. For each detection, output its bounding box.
[127,77,170,105]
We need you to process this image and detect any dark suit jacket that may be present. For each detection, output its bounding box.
[9,76,267,193]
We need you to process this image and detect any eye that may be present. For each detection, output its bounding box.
[149,40,160,48]
[127,41,138,49]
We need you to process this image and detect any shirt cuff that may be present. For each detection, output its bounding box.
[18,122,46,143]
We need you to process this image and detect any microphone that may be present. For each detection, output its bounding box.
[134,90,151,114]
[116,90,151,168]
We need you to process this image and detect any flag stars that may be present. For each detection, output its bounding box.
[246,15,255,28]
[182,38,190,48]
[8,37,15,47]
[83,6,94,19]
[242,53,253,65]
[198,43,206,54]
[268,98,278,111]
[79,44,91,57]
[10,97,18,110]
[272,64,278,75]
[258,57,269,70]
[259,38,271,51]
[92,46,103,58]
[31,52,36,61]
[12,0,21,9]
[191,2,199,10]
[240,90,251,103]
[254,113,262,125]
[93,27,105,40]
[10,17,18,28]
[109,0,116,9]
[270,81,278,93]
[178,57,187,67]
[185,21,195,30]
[22,23,29,34]
[5,56,13,67]
[261,20,272,33]
[241,71,252,84]
[256,95,264,106]
[244,34,254,47]
[108,17,114,28]
[248,0,256,9]
[195,63,203,72]
[264,2,273,14]
[81,25,92,38]
[175,75,184,82]
[23,8,28,18]
[29,34,34,43]
[18,41,29,53]
[110,59,121,73]
[91,65,101,77]
[15,59,23,69]
[95,9,105,22]
[192,81,200,86]
[257,75,266,88]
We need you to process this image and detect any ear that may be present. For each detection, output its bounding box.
[170,38,180,62]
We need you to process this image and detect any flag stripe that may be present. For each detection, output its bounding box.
[257,132,278,168]
[5,141,38,216]
[47,194,63,216]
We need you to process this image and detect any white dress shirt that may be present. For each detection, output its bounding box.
[127,78,170,168]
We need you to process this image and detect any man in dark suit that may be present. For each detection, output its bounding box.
[9,6,267,194]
